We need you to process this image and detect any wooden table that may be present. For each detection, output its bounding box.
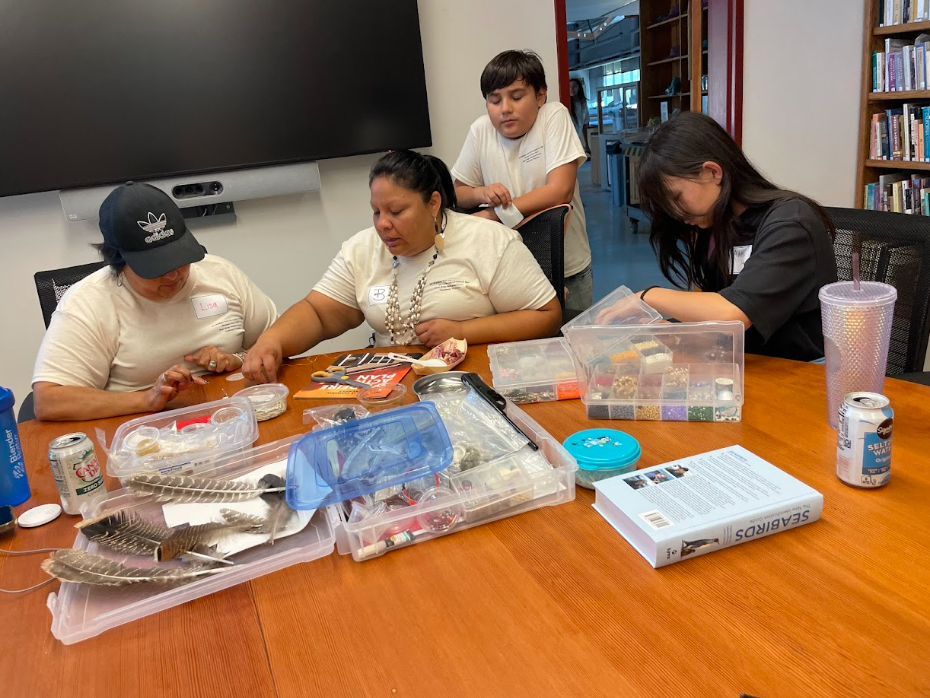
[2,350,929,698]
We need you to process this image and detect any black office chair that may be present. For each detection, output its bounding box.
[826,207,930,381]
[20,261,107,422]
[34,261,107,329]
[515,204,570,309]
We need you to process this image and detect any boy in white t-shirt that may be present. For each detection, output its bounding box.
[452,50,593,312]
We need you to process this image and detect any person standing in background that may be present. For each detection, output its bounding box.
[569,78,591,156]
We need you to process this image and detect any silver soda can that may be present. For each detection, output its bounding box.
[837,392,893,488]
[48,433,107,514]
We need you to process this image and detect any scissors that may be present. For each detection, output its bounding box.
[311,368,368,388]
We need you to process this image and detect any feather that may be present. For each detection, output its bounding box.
[127,473,283,504]
[41,549,224,587]
[155,522,253,562]
[258,474,294,545]
[219,509,267,529]
[75,509,172,556]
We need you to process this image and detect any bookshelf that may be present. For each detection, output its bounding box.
[856,0,930,209]
[639,0,707,124]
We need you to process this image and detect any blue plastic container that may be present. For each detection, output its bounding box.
[562,428,641,489]
[286,402,454,510]
[0,387,31,506]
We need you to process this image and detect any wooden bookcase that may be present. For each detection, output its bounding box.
[639,0,707,124]
[856,0,930,206]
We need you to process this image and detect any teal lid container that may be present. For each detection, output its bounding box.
[562,428,641,490]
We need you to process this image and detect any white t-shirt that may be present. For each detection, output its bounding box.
[33,255,277,392]
[451,101,592,277]
[313,211,556,346]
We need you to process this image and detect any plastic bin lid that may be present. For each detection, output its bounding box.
[0,386,13,413]
[285,402,454,510]
[562,429,641,471]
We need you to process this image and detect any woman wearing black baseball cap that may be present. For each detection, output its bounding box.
[32,182,277,421]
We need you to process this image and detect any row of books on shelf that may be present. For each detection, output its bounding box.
[880,0,930,26]
[872,37,930,92]
[864,173,930,214]
[869,105,930,161]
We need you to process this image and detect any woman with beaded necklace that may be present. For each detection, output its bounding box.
[243,150,561,383]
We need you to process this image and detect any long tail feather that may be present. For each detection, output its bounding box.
[127,473,283,503]
[41,549,224,586]
[155,523,253,562]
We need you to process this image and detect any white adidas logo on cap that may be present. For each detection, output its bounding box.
[137,212,175,244]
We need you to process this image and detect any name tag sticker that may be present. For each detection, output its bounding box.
[368,285,390,306]
[192,293,228,319]
[731,245,753,275]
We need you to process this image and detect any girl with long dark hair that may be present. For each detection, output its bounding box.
[600,112,837,361]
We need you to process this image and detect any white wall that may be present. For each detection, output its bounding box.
[742,0,864,206]
[0,0,559,411]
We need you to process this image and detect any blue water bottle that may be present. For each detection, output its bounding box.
[0,387,31,506]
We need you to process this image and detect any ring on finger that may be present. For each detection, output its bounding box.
[208,360,217,369]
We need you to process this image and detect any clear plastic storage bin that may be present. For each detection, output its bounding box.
[488,338,580,404]
[48,436,334,644]
[330,396,577,561]
[560,284,662,335]
[104,396,260,481]
[565,321,745,422]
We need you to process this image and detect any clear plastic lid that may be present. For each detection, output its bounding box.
[560,284,662,334]
[819,281,897,306]
[105,396,259,479]
[285,402,454,510]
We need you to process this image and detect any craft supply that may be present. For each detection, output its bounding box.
[837,392,893,488]
[17,503,62,528]
[357,529,426,559]
[126,473,284,504]
[416,486,463,533]
[384,237,442,344]
[76,509,172,556]
[40,549,225,587]
[303,404,370,428]
[715,377,735,401]
[386,352,446,368]
[48,433,107,515]
[0,386,30,507]
[237,383,288,421]
[356,383,407,409]
[310,368,368,388]
[0,504,16,534]
[461,373,538,451]
[412,338,468,375]
[564,429,641,489]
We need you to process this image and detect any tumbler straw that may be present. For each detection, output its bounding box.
[853,251,861,292]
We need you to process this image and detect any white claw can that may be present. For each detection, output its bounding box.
[837,392,893,488]
[48,432,107,514]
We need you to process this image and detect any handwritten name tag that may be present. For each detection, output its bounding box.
[192,293,228,319]
[368,285,390,306]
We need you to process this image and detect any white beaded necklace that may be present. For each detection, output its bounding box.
[384,214,447,345]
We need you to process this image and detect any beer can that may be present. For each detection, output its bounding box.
[836,392,893,488]
[48,433,107,515]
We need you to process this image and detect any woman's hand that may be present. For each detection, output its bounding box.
[144,365,205,412]
[414,319,463,348]
[185,346,242,373]
[242,337,284,383]
[479,183,512,207]
[595,294,657,325]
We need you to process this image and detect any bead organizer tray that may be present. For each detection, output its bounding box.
[48,436,334,645]
[564,321,745,422]
[103,397,259,482]
[488,338,580,404]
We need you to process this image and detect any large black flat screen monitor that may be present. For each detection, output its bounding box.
[0,0,431,197]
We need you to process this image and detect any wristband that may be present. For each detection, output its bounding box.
[640,286,659,302]
[494,203,524,228]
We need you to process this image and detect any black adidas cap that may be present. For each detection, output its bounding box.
[98,182,205,279]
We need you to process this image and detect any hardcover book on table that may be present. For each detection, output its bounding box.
[593,445,823,568]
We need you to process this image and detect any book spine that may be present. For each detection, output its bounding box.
[923,107,929,160]
[652,496,824,568]
[904,104,912,160]
[881,119,891,159]
[903,46,913,91]
[918,44,926,90]
[892,112,903,159]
